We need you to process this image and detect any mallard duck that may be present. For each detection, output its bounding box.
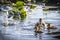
[47,23,57,29]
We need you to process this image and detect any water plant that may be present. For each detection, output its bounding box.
[12,1,27,21]
[20,9,26,21]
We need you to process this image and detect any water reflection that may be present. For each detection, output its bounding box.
[34,32,42,40]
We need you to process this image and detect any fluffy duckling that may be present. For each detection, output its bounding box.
[47,23,57,29]
[34,18,46,33]
[34,23,43,33]
[39,18,46,29]
[34,26,43,33]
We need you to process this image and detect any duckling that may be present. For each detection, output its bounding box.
[34,26,43,33]
[34,18,46,33]
[39,18,46,29]
[47,23,57,29]
[34,23,43,33]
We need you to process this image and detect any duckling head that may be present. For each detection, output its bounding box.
[47,23,50,26]
[39,18,42,22]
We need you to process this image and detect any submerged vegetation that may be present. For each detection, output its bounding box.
[20,9,26,20]
[12,1,27,21]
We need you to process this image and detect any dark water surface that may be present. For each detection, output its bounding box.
[0,6,60,40]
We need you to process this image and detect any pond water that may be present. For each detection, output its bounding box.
[0,6,60,40]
